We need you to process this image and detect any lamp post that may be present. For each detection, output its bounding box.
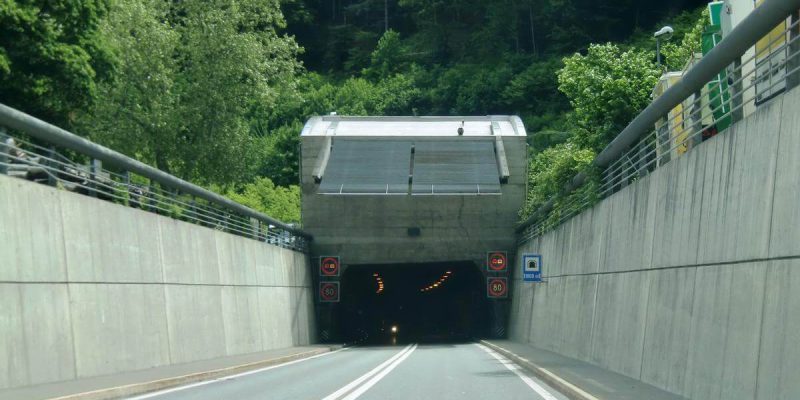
[654,26,674,68]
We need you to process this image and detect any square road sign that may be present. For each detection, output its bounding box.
[522,254,542,282]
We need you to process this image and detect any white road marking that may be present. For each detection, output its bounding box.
[476,343,559,400]
[339,344,417,400]
[480,342,600,400]
[321,343,417,400]
[124,348,349,399]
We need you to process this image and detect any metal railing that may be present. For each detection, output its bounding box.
[0,104,312,252]
[518,0,800,242]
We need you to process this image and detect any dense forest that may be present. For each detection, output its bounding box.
[1,0,709,223]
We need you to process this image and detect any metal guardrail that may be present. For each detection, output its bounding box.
[518,0,800,241]
[0,104,312,252]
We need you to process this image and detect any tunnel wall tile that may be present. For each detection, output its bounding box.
[755,259,800,399]
[0,176,67,282]
[70,283,171,378]
[769,90,800,257]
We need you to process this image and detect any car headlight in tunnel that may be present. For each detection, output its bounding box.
[391,325,398,334]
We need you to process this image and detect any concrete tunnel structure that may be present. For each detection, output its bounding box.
[299,116,528,342]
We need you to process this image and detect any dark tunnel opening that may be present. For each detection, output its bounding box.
[337,261,491,345]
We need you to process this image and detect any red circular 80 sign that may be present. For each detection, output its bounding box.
[320,256,340,276]
[487,251,508,272]
[319,282,340,302]
[487,277,508,298]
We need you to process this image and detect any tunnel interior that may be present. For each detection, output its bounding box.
[337,261,491,344]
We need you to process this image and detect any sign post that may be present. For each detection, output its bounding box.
[320,256,340,277]
[319,282,340,302]
[487,277,508,298]
[522,254,542,282]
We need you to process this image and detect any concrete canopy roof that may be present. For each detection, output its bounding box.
[301,115,527,137]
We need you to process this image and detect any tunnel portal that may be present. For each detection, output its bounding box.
[337,261,491,344]
[300,116,527,342]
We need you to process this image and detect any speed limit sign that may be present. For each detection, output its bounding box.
[319,282,340,302]
[487,277,508,298]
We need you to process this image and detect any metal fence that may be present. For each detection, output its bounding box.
[518,0,800,242]
[0,104,312,252]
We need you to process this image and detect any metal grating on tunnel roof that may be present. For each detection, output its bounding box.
[318,139,412,194]
[411,140,501,194]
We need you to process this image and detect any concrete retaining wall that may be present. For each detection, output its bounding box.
[509,87,800,399]
[0,175,315,390]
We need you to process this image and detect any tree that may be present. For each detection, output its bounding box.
[557,43,660,151]
[0,0,114,127]
[519,142,595,221]
[226,177,301,223]
[259,123,302,187]
[363,30,406,80]
[501,56,571,149]
[83,0,300,186]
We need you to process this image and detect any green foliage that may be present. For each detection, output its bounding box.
[226,177,301,223]
[659,8,709,71]
[0,0,114,127]
[259,123,302,187]
[519,142,595,221]
[82,0,300,186]
[275,71,420,120]
[502,57,567,115]
[257,69,421,185]
[520,9,708,228]
[626,7,707,70]
[428,63,514,115]
[4,0,708,227]
[558,43,660,151]
[364,30,406,80]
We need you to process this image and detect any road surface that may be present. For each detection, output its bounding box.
[125,342,568,400]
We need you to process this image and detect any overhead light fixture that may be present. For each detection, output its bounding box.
[654,26,674,68]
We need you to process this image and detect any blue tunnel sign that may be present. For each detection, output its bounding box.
[522,254,542,282]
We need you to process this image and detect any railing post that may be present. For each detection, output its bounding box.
[188,196,196,223]
[250,217,259,240]
[691,89,704,145]
[0,127,8,175]
[123,171,131,206]
[89,159,101,197]
[46,147,57,187]
[148,183,157,212]
[729,58,745,124]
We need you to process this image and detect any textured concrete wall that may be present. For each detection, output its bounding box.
[509,87,800,400]
[0,176,315,389]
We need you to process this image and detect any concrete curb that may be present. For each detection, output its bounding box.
[50,346,341,400]
[479,340,599,400]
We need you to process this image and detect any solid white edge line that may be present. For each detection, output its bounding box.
[339,343,417,400]
[476,343,559,400]
[125,348,349,400]
[321,344,414,400]
[481,342,599,400]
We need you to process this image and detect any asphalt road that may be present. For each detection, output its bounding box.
[125,342,568,400]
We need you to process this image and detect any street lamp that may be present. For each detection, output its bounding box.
[654,26,674,68]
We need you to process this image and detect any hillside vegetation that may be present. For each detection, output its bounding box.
[1,0,708,222]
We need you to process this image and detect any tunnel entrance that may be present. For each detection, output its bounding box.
[337,261,491,344]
